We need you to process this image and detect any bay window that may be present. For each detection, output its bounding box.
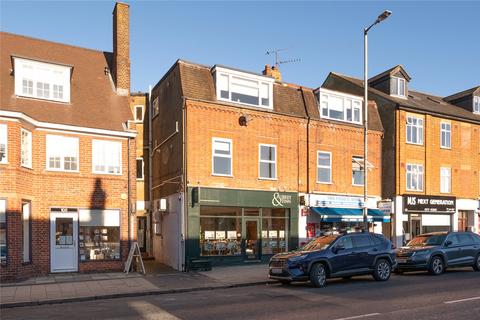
[21,129,32,168]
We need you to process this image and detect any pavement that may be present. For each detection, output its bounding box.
[0,262,273,308]
[2,268,479,320]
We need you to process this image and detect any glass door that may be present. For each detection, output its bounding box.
[50,211,78,272]
[244,219,260,260]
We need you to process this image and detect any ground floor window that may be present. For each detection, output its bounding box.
[0,199,6,264]
[79,209,120,261]
[22,201,31,263]
[199,206,289,257]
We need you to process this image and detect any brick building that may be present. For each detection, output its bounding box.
[0,2,136,280]
[323,65,480,247]
[130,92,151,256]
[149,60,385,270]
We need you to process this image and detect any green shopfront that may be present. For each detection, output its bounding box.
[187,187,298,267]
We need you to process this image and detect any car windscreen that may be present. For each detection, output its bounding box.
[301,235,337,251]
[407,234,446,247]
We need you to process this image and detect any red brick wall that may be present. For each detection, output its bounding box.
[0,119,136,281]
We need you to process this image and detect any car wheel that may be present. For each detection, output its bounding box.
[373,259,391,281]
[473,254,480,272]
[310,263,327,288]
[428,256,444,275]
[278,279,291,285]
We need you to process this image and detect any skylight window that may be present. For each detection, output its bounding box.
[14,57,71,103]
[214,66,274,109]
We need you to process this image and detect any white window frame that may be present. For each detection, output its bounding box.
[0,124,7,164]
[22,201,31,263]
[440,122,451,149]
[213,66,274,109]
[134,105,144,122]
[474,96,480,114]
[21,129,32,168]
[391,76,406,98]
[317,88,363,125]
[352,156,373,186]
[92,139,122,175]
[316,151,332,184]
[46,135,79,172]
[212,138,233,177]
[440,167,451,194]
[258,144,277,180]
[136,157,144,180]
[406,116,424,145]
[14,57,71,103]
[406,163,424,192]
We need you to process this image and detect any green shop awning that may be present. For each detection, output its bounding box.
[310,207,390,222]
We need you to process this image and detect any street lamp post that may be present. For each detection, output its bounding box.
[363,10,391,232]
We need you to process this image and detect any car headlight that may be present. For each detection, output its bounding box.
[412,250,430,256]
[288,255,308,263]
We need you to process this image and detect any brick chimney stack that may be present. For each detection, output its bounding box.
[112,2,130,96]
[262,64,282,82]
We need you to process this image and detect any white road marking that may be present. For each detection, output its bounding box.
[333,313,381,320]
[444,296,480,304]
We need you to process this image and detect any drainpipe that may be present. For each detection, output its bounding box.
[181,96,187,271]
[300,87,311,246]
[148,85,153,255]
[127,133,132,252]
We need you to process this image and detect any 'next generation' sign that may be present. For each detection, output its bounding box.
[403,195,456,213]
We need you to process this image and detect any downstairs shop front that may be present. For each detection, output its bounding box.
[186,187,298,268]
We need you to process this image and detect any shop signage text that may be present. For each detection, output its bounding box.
[272,193,292,207]
[404,195,456,213]
[314,195,364,208]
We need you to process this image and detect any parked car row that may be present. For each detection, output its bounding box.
[268,231,480,287]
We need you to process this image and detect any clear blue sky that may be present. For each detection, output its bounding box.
[1,1,478,96]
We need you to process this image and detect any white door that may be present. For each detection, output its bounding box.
[50,211,78,272]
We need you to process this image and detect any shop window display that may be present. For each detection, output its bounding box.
[200,207,242,256]
[79,209,120,261]
[261,208,288,254]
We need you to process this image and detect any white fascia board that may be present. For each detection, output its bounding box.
[317,88,364,101]
[0,110,136,138]
[212,66,275,84]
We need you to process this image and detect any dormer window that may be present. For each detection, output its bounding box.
[14,57,71,103]
[474,96,480,114]
[213,66,274,109]
[317,88,362,125]
[391,76,406,98]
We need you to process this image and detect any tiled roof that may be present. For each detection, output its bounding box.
[444,86,480,102]
[174,60,383,131]
[0,32,132,132]
[331,72,480,123]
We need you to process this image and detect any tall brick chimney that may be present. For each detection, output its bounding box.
[262,64,282,82]
[112,2,130,96]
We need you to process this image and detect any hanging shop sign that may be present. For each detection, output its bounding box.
[403,195,456,214]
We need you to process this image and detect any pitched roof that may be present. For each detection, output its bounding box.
[331,72,480,124]
[444,86,480,102]
[173,60,383,131]
[0,32,132,132]
[368,65,411,84]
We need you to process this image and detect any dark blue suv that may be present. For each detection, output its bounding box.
[269,232,396,287]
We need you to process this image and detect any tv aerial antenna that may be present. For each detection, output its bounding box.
[265,48,301,68]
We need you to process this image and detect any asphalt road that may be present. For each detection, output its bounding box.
[2,268,480,320]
